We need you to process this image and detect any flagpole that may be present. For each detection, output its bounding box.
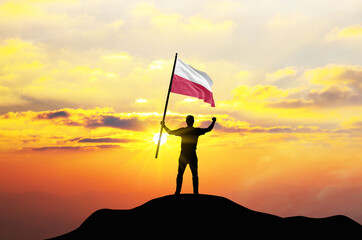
[155,53,178,158]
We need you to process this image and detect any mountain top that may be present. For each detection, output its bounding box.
[49,194,362,239]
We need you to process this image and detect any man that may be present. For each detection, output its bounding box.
[161,115,216,195]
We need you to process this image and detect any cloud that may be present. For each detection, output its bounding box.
[1,2,359,118]
[266,86,360,109]
[210,122,247,133]
[0,107,154,151]
[78,137,136,143]
[181,98,199,104]
[1,108,148,131]
[0,1,82,41]
[135,98,148,103]
[340,117,362,132]
[351,121,362,128]
[33,109,149,131]
[36,110,70,119]
[0,2,46,18]
[305,64,362,86]
[25,145,120,151]
[133,2,234,35]
[326,24,362,41]
[130,1,235,51]
[214,122,322,134]
[0,37,150,113]
[0,107,360,153]
[85,116,146,131]
[231,84,289,102]
[308,85,360,107]
[0,38,45,64]
[219,84,301,115]
[265,67,297,83]
[265,99,313,108]
[265,64,362,109]
[199,116,323,135]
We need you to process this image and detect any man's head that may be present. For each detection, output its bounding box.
[186,115,194,127]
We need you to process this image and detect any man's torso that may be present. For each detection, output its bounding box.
[175,127,206,153]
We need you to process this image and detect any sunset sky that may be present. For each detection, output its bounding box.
[0,0,361,238]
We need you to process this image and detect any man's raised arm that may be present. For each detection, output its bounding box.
[161,121,177,135]
[204,117,216,133]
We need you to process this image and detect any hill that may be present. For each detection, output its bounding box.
[48,194,362,239]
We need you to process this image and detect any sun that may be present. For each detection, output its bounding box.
[153,132,168,145]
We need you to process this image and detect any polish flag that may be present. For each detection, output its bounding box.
[171,58,215,107]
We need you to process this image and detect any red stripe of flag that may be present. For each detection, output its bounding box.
[171,74,215,107]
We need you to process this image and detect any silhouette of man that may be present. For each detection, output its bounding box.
[161,115,216,195]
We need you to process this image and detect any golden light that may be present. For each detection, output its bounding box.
[153,132,168,145]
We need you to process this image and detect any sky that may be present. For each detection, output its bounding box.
[0,0,362,238]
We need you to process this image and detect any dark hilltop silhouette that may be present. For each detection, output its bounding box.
[48,194,361,239]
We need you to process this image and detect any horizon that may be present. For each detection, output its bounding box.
[0,0,361,239]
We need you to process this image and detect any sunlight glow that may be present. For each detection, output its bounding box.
[153,132,167,145]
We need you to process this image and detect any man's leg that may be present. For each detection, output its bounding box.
[175,154,187,195]
[189,153,199,194]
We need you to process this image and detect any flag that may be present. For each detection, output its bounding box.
[171,58,215,107]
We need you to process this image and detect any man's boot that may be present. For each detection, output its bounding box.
[193,177,199,195]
